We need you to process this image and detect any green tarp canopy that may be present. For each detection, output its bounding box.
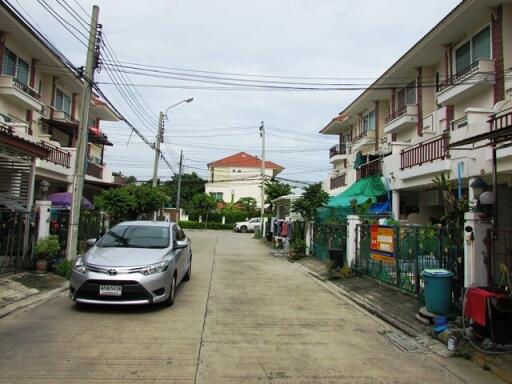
[327,175,387,208]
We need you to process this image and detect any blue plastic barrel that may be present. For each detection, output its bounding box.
[423,269,453,315]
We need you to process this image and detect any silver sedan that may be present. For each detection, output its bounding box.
[69,221,192,306]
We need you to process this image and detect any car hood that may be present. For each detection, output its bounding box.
[85,246,170,267]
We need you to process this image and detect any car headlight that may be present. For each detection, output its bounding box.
[73,257,87,273]
[140,261,169,276]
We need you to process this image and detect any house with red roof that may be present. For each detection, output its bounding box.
[205,152,284,207]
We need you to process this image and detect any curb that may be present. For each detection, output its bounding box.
[0,282,68,319]
[293,263,420,338]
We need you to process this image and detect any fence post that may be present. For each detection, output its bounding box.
[346,215,361,268]
[305,221,312,256]
[415,227,421,295]
[35,200,52,240]
[394,226,401,289]
[464,211,492,287]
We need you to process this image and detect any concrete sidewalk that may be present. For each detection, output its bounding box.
[0,271,68,318]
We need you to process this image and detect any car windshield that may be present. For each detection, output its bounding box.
[96,225,170,249]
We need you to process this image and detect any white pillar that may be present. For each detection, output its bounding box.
[36,200,52,240]
[464,211,492,287]
[305,222,312,256]
[222,216,226,224]
[198,215,202,223]
[347,215,361,268]
[392,190,400,220]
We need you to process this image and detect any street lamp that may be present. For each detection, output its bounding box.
[152,97,194,220]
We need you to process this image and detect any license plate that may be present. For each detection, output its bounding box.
[99,285,122,296]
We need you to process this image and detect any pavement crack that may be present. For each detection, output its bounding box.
[193,235,218,384]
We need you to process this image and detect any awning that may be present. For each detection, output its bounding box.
[328,175,387,208]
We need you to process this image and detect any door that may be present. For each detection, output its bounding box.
[174,225,190,281]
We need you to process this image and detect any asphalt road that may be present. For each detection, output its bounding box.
[0,230,504,383]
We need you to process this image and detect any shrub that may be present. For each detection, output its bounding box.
[178,221,233,230]
[55,259,72,280]
[35,236,60,260]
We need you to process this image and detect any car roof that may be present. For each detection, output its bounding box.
[115,220,173,228]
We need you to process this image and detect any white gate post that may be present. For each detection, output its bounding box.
[305,221,312,256]
[347,215,361,268]
[464,211,492,287]
[36,200,52,240]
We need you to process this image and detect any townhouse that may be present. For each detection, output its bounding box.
[321,0,512,226]
[0,2,121,211]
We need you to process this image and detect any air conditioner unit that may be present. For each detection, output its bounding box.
[422,190,443,206]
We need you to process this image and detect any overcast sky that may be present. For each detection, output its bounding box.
[15,0,460,184]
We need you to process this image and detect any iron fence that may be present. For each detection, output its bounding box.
[486,227,512,288]
[356,224,463,305]
[0,210,36,273]
[312,223,347,267]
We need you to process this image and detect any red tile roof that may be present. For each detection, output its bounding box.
[208,152,283,170]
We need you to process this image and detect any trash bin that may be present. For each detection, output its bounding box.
[423,269,453,315]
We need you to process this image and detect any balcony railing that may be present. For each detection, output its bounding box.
[11,77,41,100]
[86,161,103,179]
[437,61,480,92]
[489,111,512,131]
[353,130,368,143]
[330,174,346,190]
[400,133,448,169]
[39,142,71,168]
[329,143,348,158]
[385,104,408,124]
[356,158,382,181]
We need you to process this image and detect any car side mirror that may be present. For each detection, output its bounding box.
[173,240,187,250]
[86,238,97,247]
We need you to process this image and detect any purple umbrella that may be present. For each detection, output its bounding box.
[48,192,95,209]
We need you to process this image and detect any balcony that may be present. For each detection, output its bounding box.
[330,174,346,190]
[0,75,43,111]
[86,160,103,179]
[384,105,418,135]
[351,130,376,153]
[400,133,448,170]
[39,142,71,168]
[329,143,349,163]
[52,110,79,126]
[436,59,495,105]
[356,158,382,181]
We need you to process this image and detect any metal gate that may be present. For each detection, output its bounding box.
[356,224,463,303]
[486,227,512,288]
[0,209,36,273]
[312,223,347,266]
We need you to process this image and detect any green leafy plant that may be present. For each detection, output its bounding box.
[178,221,233,230]
[291,183,329,221]
[35,236,60,261]
[265,180,292,206]
[432,173,468,228]
[254,228,263,239]
[55,259,72,280]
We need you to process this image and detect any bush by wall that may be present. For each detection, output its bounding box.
[178,221,234,230]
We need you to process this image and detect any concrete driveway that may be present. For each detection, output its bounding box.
[0,230,504,383]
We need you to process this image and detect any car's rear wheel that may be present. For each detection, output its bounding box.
[163,274,176,307]
[183,257,191,281]
[240,225,248,233]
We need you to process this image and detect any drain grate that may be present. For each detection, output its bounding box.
[383,331,427,353]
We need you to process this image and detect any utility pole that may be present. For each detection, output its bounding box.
[176,150,184,220]
[152,111,165,220]
[259,121,265,233]
[66,5,100,261]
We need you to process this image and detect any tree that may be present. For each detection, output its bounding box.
[237,197,257,213]
[95,184,169,222]
[162,172,206,210]
[190,193,217,226]
[291,183,329,221]
[432,173,467,228]
[265,180,292,204]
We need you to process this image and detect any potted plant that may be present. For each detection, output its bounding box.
[289,238,307,261]
[35,235,60,272]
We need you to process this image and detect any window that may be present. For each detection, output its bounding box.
[455,25,491,73]
[362,110,375,133]
[96,225,170,249]
[55,89,71,115]
[405,80,416,105]
[2,48,29,85]
[209,192,223,201]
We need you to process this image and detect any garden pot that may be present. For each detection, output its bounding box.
[35,259,48,272]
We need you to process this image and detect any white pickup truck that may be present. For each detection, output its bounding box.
[234,217,261,233]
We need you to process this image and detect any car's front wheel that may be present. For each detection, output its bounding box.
[240,225,248,233]
[163,274,176,307]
